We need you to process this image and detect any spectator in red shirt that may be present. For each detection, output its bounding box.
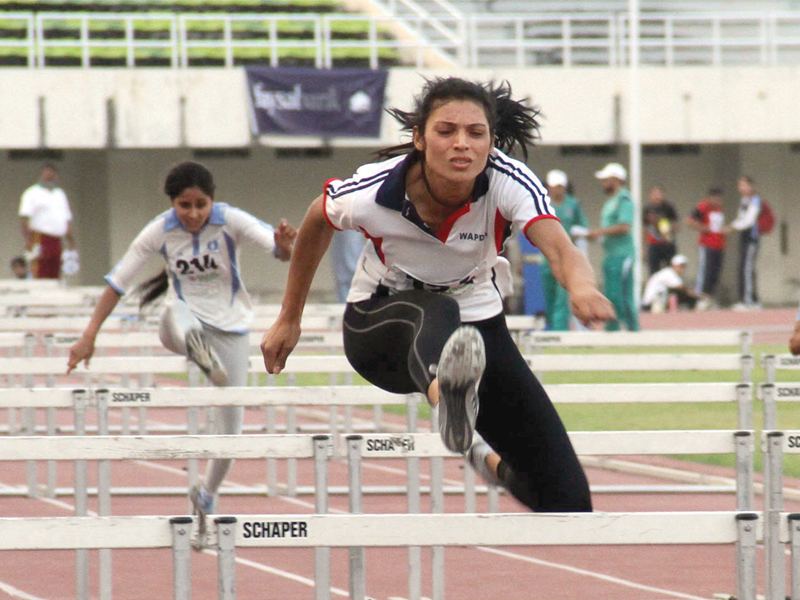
[685,187,726,302]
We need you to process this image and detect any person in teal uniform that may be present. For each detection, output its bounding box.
[540,169,589,330]
[587,162,639,331]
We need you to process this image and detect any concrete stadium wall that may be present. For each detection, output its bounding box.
[0,66,798,305]
[3,66,800,148]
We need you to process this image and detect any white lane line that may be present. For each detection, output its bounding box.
[477,546,709,600]
[0,581,50,600]
[202,549,350,597]
[0,481,89,514]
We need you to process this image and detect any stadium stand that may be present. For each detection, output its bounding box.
[5,1,800,68]
[0,0,403,68]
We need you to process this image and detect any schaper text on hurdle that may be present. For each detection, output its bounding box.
[243,520,308,538]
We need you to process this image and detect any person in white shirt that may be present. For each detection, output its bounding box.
[261,77,614,513]
[66,161,296,547]
[18,164,77,279]
[641,254,706,312]
[724,175,762,310]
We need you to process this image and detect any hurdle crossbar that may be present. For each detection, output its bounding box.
[0,382,746,409]
[347,430,751,458]
[0,434,323,460]
[518,328,751,351]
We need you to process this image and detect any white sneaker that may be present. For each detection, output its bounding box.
[732,302,762,312]
[186,329,228,386]
[189,484,216,551]
[467,436,501,487]
[436,326,485,454]
[695,298,712,312]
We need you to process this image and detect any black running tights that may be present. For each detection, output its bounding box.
[343,289,592,512]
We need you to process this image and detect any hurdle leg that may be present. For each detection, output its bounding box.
[46,407,57,497]
[42,335,57,496]
[429,409,445,600]
[346,435,366,600]
[343,371,354,434]
[96,390,113,600]
[23,407,38,498]
[187,407,200,491]
[216,517,237,600]
[736,513,758,600]
[287,373,298,496]
[137,346,154,430]
[737,382,754,432]
[265,405,278,496]
[740,354,754,385]
[23,335,38,497]
[171,516,193,600]
[137,405,148,435]
[789,513,800,600]
[313,435,331,600]
[406,394,421,600]
[765,432,786,600]
[734,431,754,511]
[761,383,777,434]
[328,371,340,453]
[73,390,90,600]
[287,406,298,496]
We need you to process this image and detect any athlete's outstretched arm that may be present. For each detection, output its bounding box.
[527,218,615,326]
[273,218,297,261]
[261,194,335,374]
[67,286,122,374]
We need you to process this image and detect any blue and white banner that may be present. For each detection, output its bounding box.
[246,67,388,138]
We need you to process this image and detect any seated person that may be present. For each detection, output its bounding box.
[641,254,708,312]
[10,256,29,280]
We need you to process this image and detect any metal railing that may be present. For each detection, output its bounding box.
[2,11,800,68]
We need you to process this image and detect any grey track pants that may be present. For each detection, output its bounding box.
[159,298,250,495]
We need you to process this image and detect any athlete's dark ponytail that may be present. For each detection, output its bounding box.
[490,81,540,162]
[135,270,168,310]
[377,77,541,161]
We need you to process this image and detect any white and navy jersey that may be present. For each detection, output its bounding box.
[729,195,762,240]
[324,148,557,322]
[106,203,277,333]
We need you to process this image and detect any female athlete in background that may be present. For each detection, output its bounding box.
[67,160,296,545]
[261,77,614,512]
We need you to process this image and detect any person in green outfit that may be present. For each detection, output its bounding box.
[540,169,589,330]
[587,162,639,331]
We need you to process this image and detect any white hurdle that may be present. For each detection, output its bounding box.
[0,432,331,600]
[347,429,755,512]
[0,382,753,500]
[0,426,760,600]
[345,429,754,600]
[0,511,761,600]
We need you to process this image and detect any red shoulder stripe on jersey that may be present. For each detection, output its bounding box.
[358,227,385,264]
[522,214,560,238]
[322,177,343,231]
[436,202,471,243]
[494,209,509,254]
